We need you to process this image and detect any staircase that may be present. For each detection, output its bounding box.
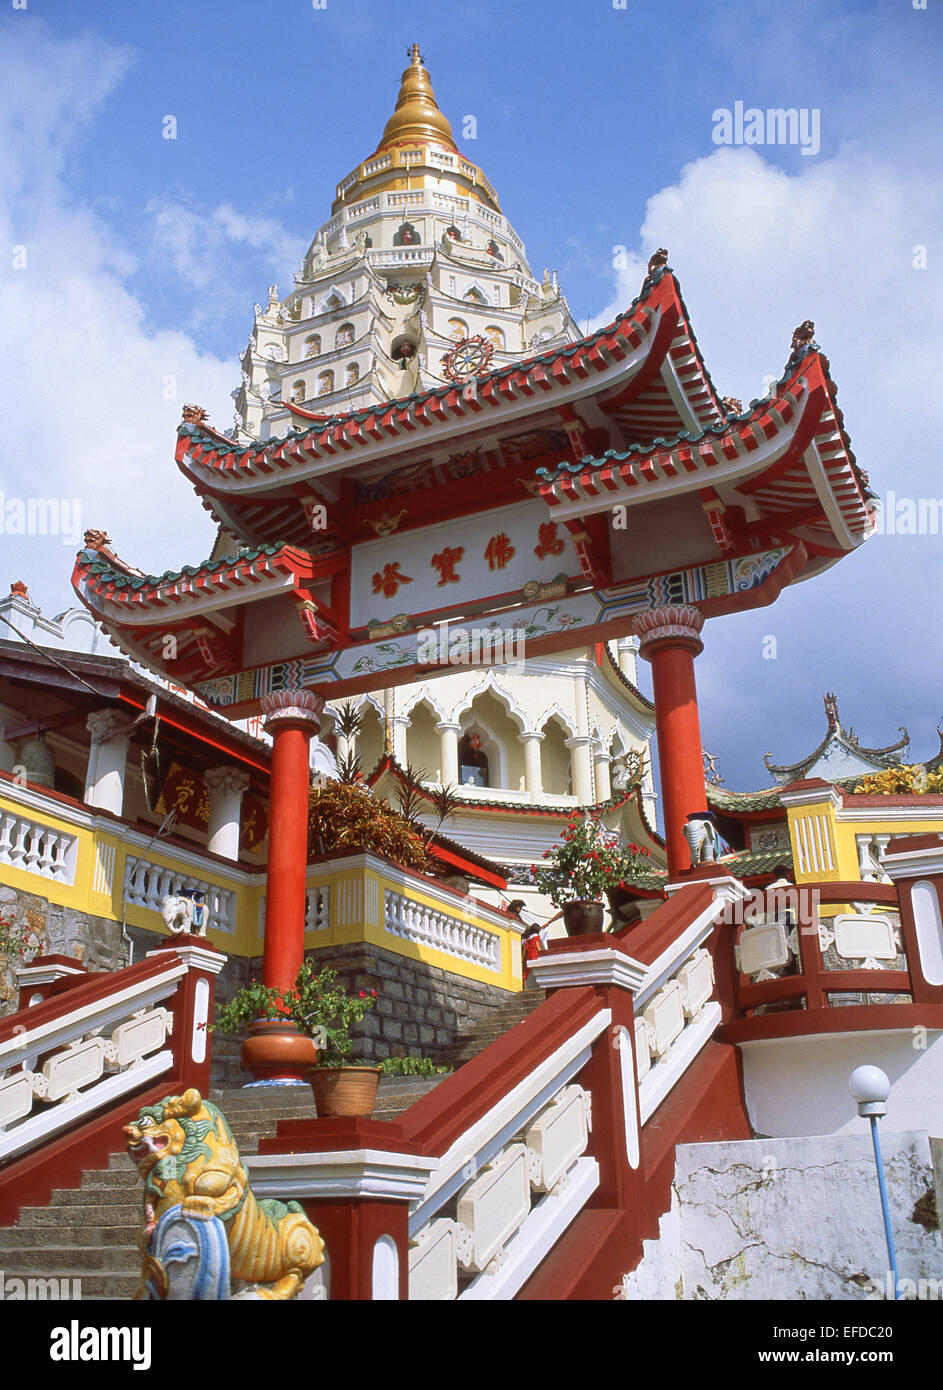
[439,988,546,1068]
[0,1077,445,1299]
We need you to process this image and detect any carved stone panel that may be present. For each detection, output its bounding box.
[109,1007,172,1068]
[41,1036,106,1102]
[408,1218,459,1301]
[455,1142,531,1274]
[738,921,790,976]
[642,980,685,1060]
[0,1070,34,1128]
[524,1085,590,1194]
[678,949,714,1019]
[833,913,898,964]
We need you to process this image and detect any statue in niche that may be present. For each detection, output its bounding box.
[459,730,490,788]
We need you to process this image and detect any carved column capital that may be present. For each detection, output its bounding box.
[632,605,705,659]
[204,766,251,798]
[261,689,324,734]
[86,708,129,745]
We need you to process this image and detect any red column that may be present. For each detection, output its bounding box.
[633,606,706,880]
[261,689,324,991]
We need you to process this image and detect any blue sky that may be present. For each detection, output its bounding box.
[1,0,941,791]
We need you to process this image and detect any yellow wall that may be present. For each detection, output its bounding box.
[0,785,519,990]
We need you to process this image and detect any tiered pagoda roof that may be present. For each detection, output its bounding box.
[73,254,875,714]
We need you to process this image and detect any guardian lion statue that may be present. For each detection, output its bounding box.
[124,1088,324,1301]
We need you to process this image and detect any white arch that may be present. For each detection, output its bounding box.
[352,693,384,720]
[400,687,448,722]
[609,727,630,758]
[536,702,578,740]
[462,281,490,306]
[450,670,529,732]
[318,284,348,312]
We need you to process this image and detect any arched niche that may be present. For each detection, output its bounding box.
[405,700,441,779]
[540,714,572,797]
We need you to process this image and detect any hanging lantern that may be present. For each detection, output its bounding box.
[20,731,55,788]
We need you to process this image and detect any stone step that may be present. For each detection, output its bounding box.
[47,1272,141,1299]
[0,1225,141,1250]
[18,1203,140,1228]
[49,1187,146,1208]
[80,1170,139,1190]
[0,1244,140,1273]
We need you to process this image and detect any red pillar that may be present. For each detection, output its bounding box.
[261,689,324,991]
[633,606,706,880]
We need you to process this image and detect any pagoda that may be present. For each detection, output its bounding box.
[72,46,876,1006]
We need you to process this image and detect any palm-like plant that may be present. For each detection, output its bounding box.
[424,783,463,850]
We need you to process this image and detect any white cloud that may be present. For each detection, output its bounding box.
[148,197,307,292]
[590,144,943,786]
[0,27,236,614]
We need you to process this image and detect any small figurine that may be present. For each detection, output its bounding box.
[682,811,722,866]
[161,887,208,938]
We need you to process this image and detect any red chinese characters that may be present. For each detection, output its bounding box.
[371,562,413,597]
[431,546,464,586]
[534,522,565,560]
[485,533,515,571]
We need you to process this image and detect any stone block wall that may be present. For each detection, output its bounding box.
[0,882,131,1016]
[305,939,515,1065]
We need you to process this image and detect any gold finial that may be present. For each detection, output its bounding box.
[378,43,456,152]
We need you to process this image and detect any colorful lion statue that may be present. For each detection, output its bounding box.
[124,1088,324,1300]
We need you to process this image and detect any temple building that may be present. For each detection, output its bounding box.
[8,45,939,1305]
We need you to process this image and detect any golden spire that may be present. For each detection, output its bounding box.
[377,43,457,152]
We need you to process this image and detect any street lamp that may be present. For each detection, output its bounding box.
[848,1065,900,1301]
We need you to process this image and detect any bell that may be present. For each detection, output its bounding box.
[20,731,56,789]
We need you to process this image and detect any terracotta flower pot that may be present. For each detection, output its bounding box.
[309,1065,382,1118]
[241,1020,319,1085]
[562,900,605,936]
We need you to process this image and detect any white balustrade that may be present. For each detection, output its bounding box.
[0,809,78,885]
[408,1083,594,1300]
[258,884,329,937]
[0,982,177,1160]
[347,198,379,221]
[384,890,500,972]
[367,249,434,270]
[635,945,721,1123]
[124,858,238,935]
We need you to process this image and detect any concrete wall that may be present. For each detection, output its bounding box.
[622,1130,943,1300]
[740,1030,943,1138]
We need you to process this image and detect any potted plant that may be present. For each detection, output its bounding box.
[300,965,382,1117]
[212,970,319,1086]
[532,804,652,935]
[213,960,379,1100]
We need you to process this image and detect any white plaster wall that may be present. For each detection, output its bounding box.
[622,1130,942,1300]
[740,1030,943,1138]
